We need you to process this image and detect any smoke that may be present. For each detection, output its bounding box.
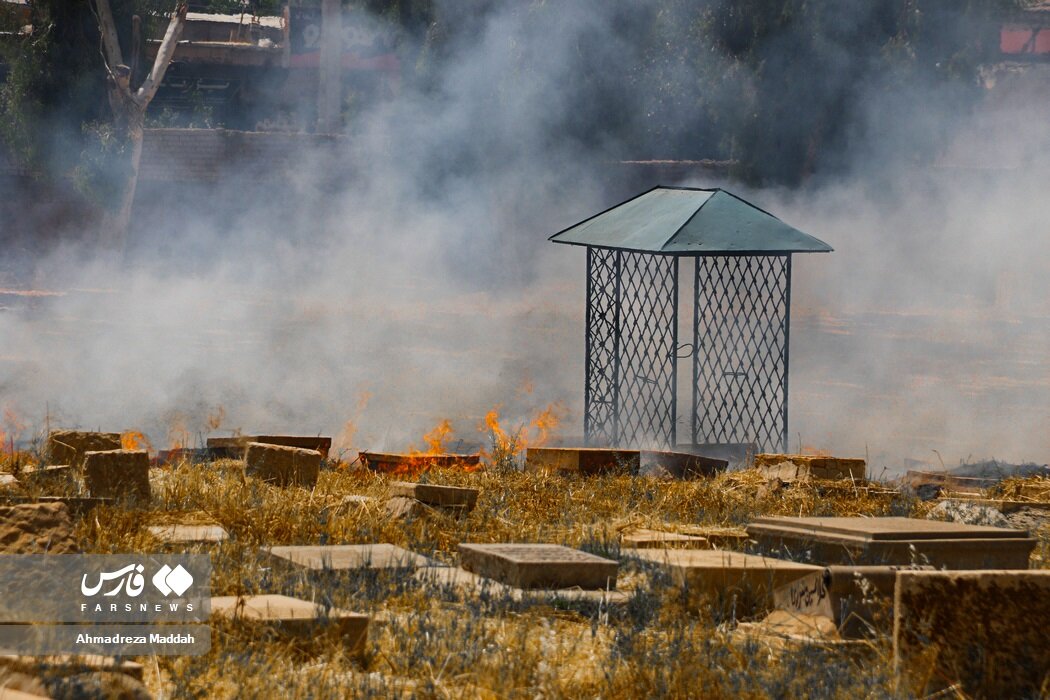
[1,1,1048,473]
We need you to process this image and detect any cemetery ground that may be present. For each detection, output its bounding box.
[2,454,1050,699]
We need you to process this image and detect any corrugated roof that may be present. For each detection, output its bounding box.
[549,186,832,255]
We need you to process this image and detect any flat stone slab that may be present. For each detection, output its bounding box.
[0,654,144,681]
[627,549,821,612]
[458,543,618,590]
[245,442,321,487]
[620,528,710,549]
[147,524,229,544]
[265,543,434,570]
[210,594,368,651]
[524,447,726,478]
[747,516,1036,568]
[359,452,480,474]
[82,450,150,501]
[894,570,1050,698]
[207,435,333,459]
[753,454,866,481]
[415,566,630,605]
[45,431,121,468]
[389,481,478,510]
[0,502,77,554]
[0,496,111,517]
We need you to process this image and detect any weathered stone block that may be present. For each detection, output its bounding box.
[0,502,77,554]
[389,481,478,510]
[525,447,726,478]
[459,543,618,590]
[628,549,820,614]
[894,570,1050,697]
[20,465,74,491]
[746,516,1035,569]
[207,435,333,459]
[147,524,228,544]
[210,594,368,653]
[244,442,320,487]
[416,566,631,605]
[620,528,710,549]
[265,543,433,570]
[773,565,920,638]
[45,431,121,468]
[753,454,866,481]
[82,450,150,501]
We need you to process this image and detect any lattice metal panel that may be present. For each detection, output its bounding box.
[584,249,678,448]
[584,248,620,447]
[692,255,791,452]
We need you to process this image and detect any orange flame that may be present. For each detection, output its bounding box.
[479,402,565,463]
[121,430,154,452]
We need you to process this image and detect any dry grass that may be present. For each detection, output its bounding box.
[7,460,1049,698]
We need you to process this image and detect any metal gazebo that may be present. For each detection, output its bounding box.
[549,186,832,453]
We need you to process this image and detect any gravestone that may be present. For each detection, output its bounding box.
[894,569,1050,698]
[458,544,618,589]
[753,454,866,482]
[389,482,478,511]
[773,565,923,638]
[0,502,77,554]
[628,549,820,613]
[620,528,710,549]
[20,465,75,491]
[746,516,1035,568]
[45,431,121,468]
[415,566,631,605]
[82,450,151,501]
[210,594,368,653]
[265,543,433,570]
[525,447,726,478]
[207,435,333,459]
[147,524,229,544]
[244,442,321,487]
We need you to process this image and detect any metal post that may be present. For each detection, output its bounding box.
[691,256,700,446]
[670,256,679,447]
[782,254,792,452]
[612,250,622,445]
[584,248,593,446]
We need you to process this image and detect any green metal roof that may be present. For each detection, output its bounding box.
[549,186,833,255]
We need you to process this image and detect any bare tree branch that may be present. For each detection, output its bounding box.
[92,0,124,70]
[135,2,187,106]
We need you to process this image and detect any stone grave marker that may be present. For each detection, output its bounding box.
[628,549,820,613]
[82,450,150,501]
[265,543,433,570]
[525,447,726,478]
[753,454,866,482]
[244,442,321,487]
[620,528,710,549]
[19,465,74,491]
[211,594,368,653]
[208,435,333,459]
[772,565,923,638]
[746,516,1035,569]
[389,481,479,511]
[415,566,631,605]
[894,569,1050,698]
[147,524,229,544]
[0,502,77,554]
[45,431,121,468]
[458,543,618,590]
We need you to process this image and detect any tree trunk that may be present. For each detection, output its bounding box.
[317,0,343,133]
